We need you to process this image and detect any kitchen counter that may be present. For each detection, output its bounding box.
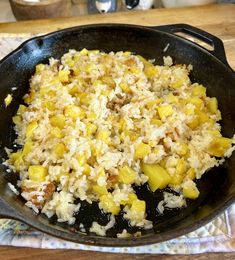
[0,3,235,259]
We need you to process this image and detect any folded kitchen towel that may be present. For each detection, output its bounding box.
[0,34,235,254]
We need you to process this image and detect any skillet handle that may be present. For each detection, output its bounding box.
[0,197,23,220]
[153,23,229,67]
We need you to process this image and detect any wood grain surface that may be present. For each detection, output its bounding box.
[0,3,235,259]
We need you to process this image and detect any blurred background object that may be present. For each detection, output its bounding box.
[161,0,216,8]
[122,0,154,10]
[0,0,233,22]
[9,0,71,20]
[87,0,117,14]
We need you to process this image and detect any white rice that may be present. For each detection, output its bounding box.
[5,49,234,237]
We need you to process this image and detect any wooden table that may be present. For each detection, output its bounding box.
[0,3,235,259]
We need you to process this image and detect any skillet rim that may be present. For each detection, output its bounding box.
[0,23,235,247]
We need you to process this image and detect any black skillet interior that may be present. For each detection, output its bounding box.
[0,24,235,246]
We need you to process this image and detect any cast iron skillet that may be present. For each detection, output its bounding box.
[0,23,235,247]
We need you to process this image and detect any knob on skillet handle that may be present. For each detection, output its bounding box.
[152,23,229,67]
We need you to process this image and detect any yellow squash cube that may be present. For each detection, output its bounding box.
[53,143,66,158]
[93,185,108,196]
[22,141,33,157]
[207,97,218,114]
[50,114,66,129]
[131,199,146,214]
[64,105,85,120]
[134,142,151,159]
[96,130,110,144]
[193,85,206,96]
[141,163,171,192]
[183,181,200,199]
[170,159,187,185]
[86,123,97,136]
[121,193,138,205]
[99,194,120,215]
[144,65,158,79]
[51,127,64,139]
[28,165,48,182]
[186,168,196,180]
[157,105,173,120]
[207,137,232,157]
[118,165,137,184]
[26,121,38,139]
[58,70,70,83]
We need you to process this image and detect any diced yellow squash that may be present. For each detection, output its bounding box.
[170,79,184,89]
[170,159,187,185]
[22,141,33,157]
[130,66,141,74]
[120,82,131,93]
[207,97,218,114]
[99,194,120,215]
[207,137,232,157]
[134,142,151,159]
[183,106,195,115]
[69,85,79,96]
[122,51,131,57]
[131,199,146,216]
[77,93,90,105]
[26,121,38,139]
[65,58,75,67]
[187,116,200,129]
[14,156,24,171]
[35,64,44,73]
[118,118,126,131]
[193,85,206,96]
[188,97,203,110]
[64,105,85,120]
[86,122,97,136]
[100,76,115,88]
[86,112,97,120]
[51,127,64,138]
[17,105,27,115]
[177,142,189,156]
[144,65,158,79]
[88,50,100,55]
[183,181,200,199]
[137,55,152,67]
[151,118,162,127]
[186,168,196,180]
[167,93,179,103]
[4,94,12,107]
[28,165,48,182]
[141,163,171,192]
[209,130,221,137]
[83,164,91,175]
[9,151,22,162]
[96,130,110,144]
[84,64,96,73]
[50,114,66,129]
[58,70,70,83]
[118,165,137,184]
[157,105,173,120]
[76,154,87,166]
[93,185,108,196]
[12,115,21,125]
[146,99,162,109]
[80,48,89,55]
[42,101,56,111]
[53,143,66,158]
[197,111,210,125]
[120,193,137,205]
[24,91,35,104]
